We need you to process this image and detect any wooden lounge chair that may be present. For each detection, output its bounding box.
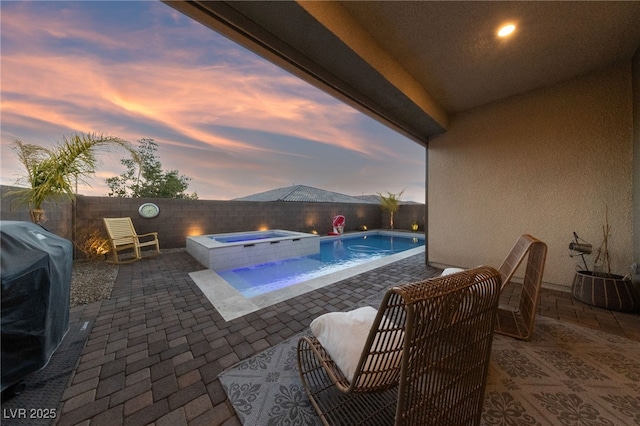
[103,217,160,264]
[495,234,547,340]
[298,266,502,426]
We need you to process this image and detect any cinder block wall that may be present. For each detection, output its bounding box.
[1,186,73,240]
[75,196,424,249]
[1,185,425,253]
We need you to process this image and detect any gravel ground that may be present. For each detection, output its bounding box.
[70,260,119,307]
[69,249,185,307]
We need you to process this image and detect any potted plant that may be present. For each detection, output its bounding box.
[8,132,137,224]
[570,208,639,312]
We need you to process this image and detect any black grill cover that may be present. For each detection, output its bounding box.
[1,221,72,391]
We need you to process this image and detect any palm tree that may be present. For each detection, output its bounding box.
[9,132,137,224]
[378,189,405,230]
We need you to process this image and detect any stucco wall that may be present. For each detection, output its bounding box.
[428,61,634,289]
[633,47,640,276]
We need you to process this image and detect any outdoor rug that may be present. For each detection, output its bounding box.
[219,315,640,425]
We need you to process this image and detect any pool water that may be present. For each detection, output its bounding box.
[218,234,424,298]
[209,231,292,243]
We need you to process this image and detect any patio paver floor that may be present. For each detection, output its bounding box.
[18,250,640,425]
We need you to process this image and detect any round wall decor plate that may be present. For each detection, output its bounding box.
[138,202,160,218]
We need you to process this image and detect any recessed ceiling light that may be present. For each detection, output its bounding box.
[497,23,516,38]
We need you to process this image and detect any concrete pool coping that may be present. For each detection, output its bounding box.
[189,235,425,321]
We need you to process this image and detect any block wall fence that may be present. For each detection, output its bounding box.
[1,186,74,240]
[1,186,425,256]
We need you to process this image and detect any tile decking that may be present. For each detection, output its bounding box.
[54,251,639,425]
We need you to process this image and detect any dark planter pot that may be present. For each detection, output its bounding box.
[571,271,640,312]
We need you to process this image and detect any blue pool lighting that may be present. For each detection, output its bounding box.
[218,234,424,298]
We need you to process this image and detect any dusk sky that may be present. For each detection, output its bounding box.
[0,1,426,203]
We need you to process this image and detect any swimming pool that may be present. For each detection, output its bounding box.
[219,234,424,297]
[188,230,425,321]
[210,231,294,243]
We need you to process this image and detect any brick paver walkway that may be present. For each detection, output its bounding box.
[57,250,639,425]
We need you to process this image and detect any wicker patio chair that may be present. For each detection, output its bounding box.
[298,266,502,426]
[495,234,547,340]
[103,217,160,264]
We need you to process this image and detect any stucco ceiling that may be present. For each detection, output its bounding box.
[341,1,640,112]
[165,1,640,144]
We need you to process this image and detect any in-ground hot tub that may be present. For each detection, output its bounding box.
[186,230,320,271]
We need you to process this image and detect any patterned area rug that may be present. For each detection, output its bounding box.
[219,315,640,425]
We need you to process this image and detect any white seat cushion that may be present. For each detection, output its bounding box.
[441,267,466,276]
[310,306,403,383]
[310,306,377,382]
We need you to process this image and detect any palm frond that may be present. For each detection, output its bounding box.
[6,132,137,212]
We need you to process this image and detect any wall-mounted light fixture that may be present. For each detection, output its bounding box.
[497,23,516,38]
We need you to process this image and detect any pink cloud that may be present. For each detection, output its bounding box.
[1,1,382,157]
[1,2,425,202]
